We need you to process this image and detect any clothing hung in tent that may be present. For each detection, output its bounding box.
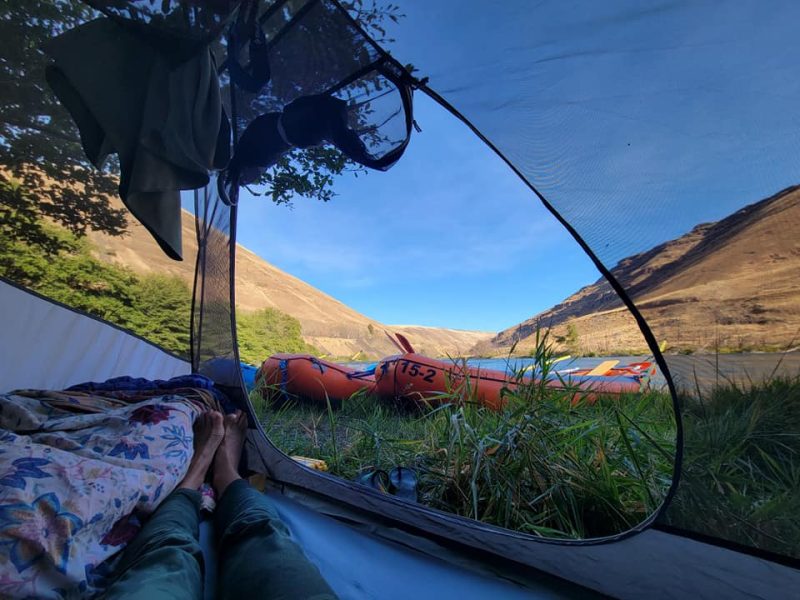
[44,17,230,261]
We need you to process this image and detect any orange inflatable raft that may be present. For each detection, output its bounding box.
[256,353,376,406]
[375,353,509,410]
[374,353,654,409]
[256,335,654,409]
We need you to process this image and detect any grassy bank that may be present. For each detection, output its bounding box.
[664,376,800,557]
[254,351,800,557]
[252,351,676,539]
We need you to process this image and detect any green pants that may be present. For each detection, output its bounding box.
[102,480,337,600]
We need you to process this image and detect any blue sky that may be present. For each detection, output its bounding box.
[235,94,600,332]
[210,1,800,333]
[379,0,800,264]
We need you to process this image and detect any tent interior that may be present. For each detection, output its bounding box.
[0,0,798,598]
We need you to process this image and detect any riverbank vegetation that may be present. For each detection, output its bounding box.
[665,376,800,558]
[254,342,799,557]
[253,336,676,539]
[0,181,317,362]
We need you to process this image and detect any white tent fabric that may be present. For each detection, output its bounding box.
[272,491,800,600]
[197,492,580,600]
[267,493,583,600]
[0,280,189,391]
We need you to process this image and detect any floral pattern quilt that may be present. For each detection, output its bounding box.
[0,389,212,598]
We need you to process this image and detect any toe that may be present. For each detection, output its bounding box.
[210,411,224,436]
[224,411,239,428]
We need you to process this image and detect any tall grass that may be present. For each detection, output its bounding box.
[254,332,676,539]
[664,376,800,557]
[252,329,800,558]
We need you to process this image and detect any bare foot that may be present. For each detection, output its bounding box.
[212,410,249,497]
[178,411,224,491]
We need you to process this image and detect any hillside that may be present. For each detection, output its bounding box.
[87,200,491,359]
[478,186,800,356]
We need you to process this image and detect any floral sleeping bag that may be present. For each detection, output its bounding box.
[0,386,219,598]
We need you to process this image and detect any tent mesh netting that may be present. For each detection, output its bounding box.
[1,0,797,575]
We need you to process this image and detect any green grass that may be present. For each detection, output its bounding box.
[664,376,800,557]
[253,335,676,539]
[254,338,800,557]
[255,388,675,538]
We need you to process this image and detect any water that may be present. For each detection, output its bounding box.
[471,354,800,391]
[249,352,800,393]
[467,356,648,373]
[347,355,667,387]
[471,356,666,386]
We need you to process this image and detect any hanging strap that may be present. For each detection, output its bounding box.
[227,0,271,93]
[279,358,291,402]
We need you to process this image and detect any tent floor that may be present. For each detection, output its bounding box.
[198,491,596,599]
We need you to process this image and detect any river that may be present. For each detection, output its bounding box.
[347,352,800,393]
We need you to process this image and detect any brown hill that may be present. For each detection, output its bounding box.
[87,201,491,359]
[478,186,800,356]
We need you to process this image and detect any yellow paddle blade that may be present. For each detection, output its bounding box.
[586,360,620,376]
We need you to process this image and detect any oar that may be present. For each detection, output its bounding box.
[586,360,620,376]
[384,331,416,354]
[394,332,416,354]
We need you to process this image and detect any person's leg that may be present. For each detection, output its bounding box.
[101,488,203,600]
[213,412,337,600]
[103,412,224,600]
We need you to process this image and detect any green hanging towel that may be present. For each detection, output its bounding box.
[44,17,230,260]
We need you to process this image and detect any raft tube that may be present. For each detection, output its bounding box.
[375,353,510,410]
[551,361,655,403]
[375,353,654,410]
[256,353,376,405]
